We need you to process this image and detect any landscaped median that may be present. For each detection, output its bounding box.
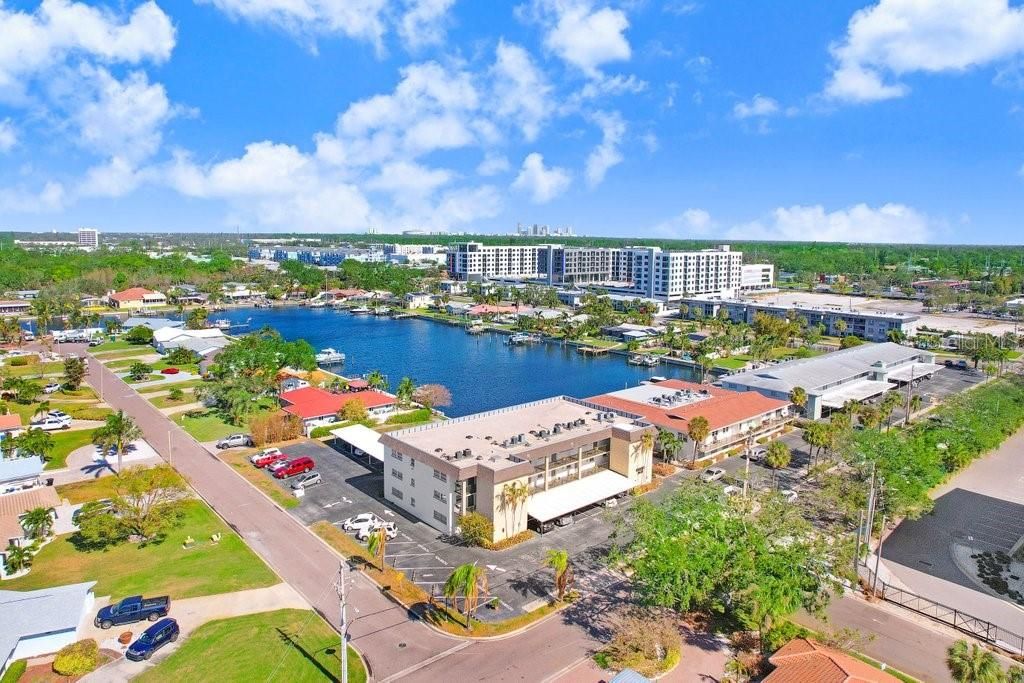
[310,521,566,638]
[134,609,367,683]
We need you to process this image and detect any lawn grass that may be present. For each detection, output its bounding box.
[712,357,748,370]
[1,500,278,599]
[94,348,157,361]
[578,336,621,349]
[6,361,64,377]
[219,450,300,509]
[53,386,98,400]
[150,390,197,409]
[385,408,433,424]
[151,358,200,374]
[173,405,274,442]
[135,609,366,683]
[104,357,157,369]
[137,378,206,394]
[127,374,166,384]
[56,476,120,504]
[90,340,140,352]
[45,428,99,470]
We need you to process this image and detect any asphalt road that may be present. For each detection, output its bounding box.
[82,347,630,682]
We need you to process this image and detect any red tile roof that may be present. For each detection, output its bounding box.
[109,287,156,302]
[468,304,518,316]
[0,414,22,431]
[279,386,394,419]
[587,378,789,433]
[347,379,370,389]
[765,638,901,683]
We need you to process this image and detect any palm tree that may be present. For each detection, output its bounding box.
[366,370,387,391]
[442,563,489,631]
[789,387,807,416]
[945,640,1003,683]
[396,377,415,407]
[543,549,573,602]
[3,543,32,574]
[835,319,848,337]
[33,400,51,421]
[15,428,53,461]
[907,394,923,424]
[656,429,685,463]
[500,481,529,534]
[366,526,388,570]
[21,507,55,540]
[687,416,710,464]
[92,410,142,474]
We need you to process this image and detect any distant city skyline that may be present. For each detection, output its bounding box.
[2,1,1024,244]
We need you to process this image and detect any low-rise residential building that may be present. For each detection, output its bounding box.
[720,342,942,419]
[601,323,662,341]
[152,327,228,355]
[279,376,310,393]
[380,396,655,542]
[279,386,396,434]
[0,416,23,454]
[122,317,183,331]
[588,379,792,462]
[404,292,435,309]
[0,456,43,495]
[0,581,97,674]
[438,280,467,296]
[0,301,31,316]
[764,638,901,683]
[107,287,167,310]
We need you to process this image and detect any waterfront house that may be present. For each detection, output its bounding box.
[122,317,183,331]
[0,581,97,674]
[467,304,519,318]
[78,295,104,308]
[438,280,467,296]
[279,386,396,434]
[324,288,366,301]
[279,376,310,393]
[380,396,655,543]
[444,302,472,317]
[601,323,662,341]
[0,486,62,578]
[588,379,792,463]
[0,456,43,495]
[404,292,435,309]
[153,327,228,354]
[0,301,31,316]
[107,287,167,310]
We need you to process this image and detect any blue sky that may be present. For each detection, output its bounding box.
[1,0,1024,243]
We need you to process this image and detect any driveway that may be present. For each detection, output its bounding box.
[50,439,163,485]
[81,583,307,682]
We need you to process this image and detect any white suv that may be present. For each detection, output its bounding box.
[341,513,385,533]
[31,415,72,431]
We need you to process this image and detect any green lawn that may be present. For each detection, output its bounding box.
[127,374,166,384]
[45,428,99,470]
[172,408,269,441]
[6,361,64,377]
[53,386,98,400]
[2,501,278,599]
[150,389,197,409]
[56,477,120,504]
[105,357,156,369]
[137,378,206,394]
[151,358,200,374]
[90,340,141,352]
[220,450,300,509]
[136,609,366,683]
[713,357,748,370]
[578,336,621,349]
[94,348,157,360]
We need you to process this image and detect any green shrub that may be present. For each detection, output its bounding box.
[52,639,99,676]
[386,408,433,425]
[763,620,809,653]
[309,425,335,439]
[8,357,28,367]
[167,387,185,402]
[458,512,493,547]
[124,326,154,344]
[0,659,26,683]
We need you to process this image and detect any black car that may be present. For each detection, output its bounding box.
[126,618,179,661]
[95,595,170,629]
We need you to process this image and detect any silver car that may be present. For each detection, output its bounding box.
[290,471,322,490]
[700,467,726,483]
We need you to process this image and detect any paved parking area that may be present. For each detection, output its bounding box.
[237,439,632,619]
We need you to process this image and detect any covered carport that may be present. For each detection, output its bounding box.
[527,469,633,525]
[887,362,944,384]
[329,424,384,470]
[820,379,894,410]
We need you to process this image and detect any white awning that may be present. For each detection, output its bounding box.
[820,379,894,408]
[330,424,384,463]
[527,469,633,523]
[887,362,944,383]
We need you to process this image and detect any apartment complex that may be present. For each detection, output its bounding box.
[446,242,758,302]
[740,264,776,293]
[76,228,100,251]
[379,397,654,542]
[681,297,919,343]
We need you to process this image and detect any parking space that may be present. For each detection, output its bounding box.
[234,438,631,618]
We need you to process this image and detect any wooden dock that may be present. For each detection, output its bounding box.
[578,346,610,356]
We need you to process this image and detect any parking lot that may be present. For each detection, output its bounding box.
[232,439,632,619]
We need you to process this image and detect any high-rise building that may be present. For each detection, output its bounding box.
[77,228,99,250]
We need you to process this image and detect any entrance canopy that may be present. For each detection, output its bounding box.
[527,469,633,523]
[330,424,384,463]
[820,380,894,409]
[887,362,944,383]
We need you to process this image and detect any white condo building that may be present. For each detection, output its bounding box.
[77,228,99,250]
[446,242,746,302]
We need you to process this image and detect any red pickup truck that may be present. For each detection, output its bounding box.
[272,457,315,479]
[251,449,286,468]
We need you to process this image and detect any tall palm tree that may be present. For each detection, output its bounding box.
[3,543,32,574]
[442,563,489,631]
[687,416,710,465]
[500,482,528,534]
[366,370,387,391]
[21,507,55,540]
[656,429,685,463]
[788,387,807,415]
[907,394,923,424]
[945,640,1003,683]
[92,410,142,474]
[396,377,415,407]
[366,526,388,571]
[543,549,573,602]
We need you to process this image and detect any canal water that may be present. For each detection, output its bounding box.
[217,307,700,417]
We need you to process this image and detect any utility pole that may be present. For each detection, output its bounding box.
[335,562,348,683]
[873,514,887,595]
[903,365,916,426]
[167,430,173,467]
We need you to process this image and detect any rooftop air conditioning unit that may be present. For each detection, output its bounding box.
[553,425,562,434]
[465,448,472,457]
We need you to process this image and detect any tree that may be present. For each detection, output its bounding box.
[764,441,791,473]
[340,399,371,425]
[499,481,528,535]
[656,429,685,463]
[167,386,185,402]
[442,563,489,630]
[76,465,186,547]
[412,384,452,410]
[945,640,1003,683]
[687,416,710,464]
[396,377,415,407]
[128,362,152,381]
[366,370,388,391]
[840,335,864,349]
[92,410,142,474]
[366,525,388,571]
[457,512,493,547]
[185,307,209,330]
[907,394,923,424]
[63,357,86,391]
[15,428,53,460]
[544,549,574,602]
[165,347,199,366]
[124,326,154,345]
[21,506,55,539]
[789,387,808,415]
[834,319,847,336]
[3,543,33,574]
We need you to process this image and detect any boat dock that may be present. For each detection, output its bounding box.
[578,346,610,356]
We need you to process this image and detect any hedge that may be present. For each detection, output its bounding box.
[52,639,99,676]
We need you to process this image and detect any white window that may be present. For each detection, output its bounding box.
[391,468,403,481]
[391,487,404,499]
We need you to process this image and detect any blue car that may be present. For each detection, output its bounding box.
[126,618,179,661]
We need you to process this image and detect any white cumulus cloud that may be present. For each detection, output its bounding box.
[490,40,553,142]
[826,0,1024,103]
[522,0,632,77]
[0,119,16,152]
[733,94,779,119]
[728,203,933,243]
[584,110,625,187]
[512,152,571,203]
[398,0,456,50]
[651,208,714,238]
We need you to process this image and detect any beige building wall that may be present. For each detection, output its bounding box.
[609,434,653,487]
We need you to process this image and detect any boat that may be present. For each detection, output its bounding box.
[466,323,485,334]
[372,306,392,316]
[309,300,328,308]
[628,354,660,367]
[315,348,346,364]
[212,319,232,330]
[350,306,372,314]
[507,332,538,345]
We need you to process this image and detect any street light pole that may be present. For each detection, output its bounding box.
[335,562,348,683]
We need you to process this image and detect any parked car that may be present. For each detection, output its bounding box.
[126,618,179,661]
[601,497,618,508]
[746,447,766,462]
[43,382,61,394]
[356,521,397,541]
[272,457,315,479]
[30,415,71,431]
[555,514,574,527]
[95,595,171,629]
[23,332,34,341]
[957,359,969,370]
[216,433,253,449]
[290,471,322,489]
[700,467,726,483]
[342,513,385,533]
[88,338,102,347]
[160,367,180,375]
[249,448,284,467]
[48,409,71,420]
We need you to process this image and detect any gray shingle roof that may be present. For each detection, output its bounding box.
[0,581,95,667]
[0,456,43,486]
